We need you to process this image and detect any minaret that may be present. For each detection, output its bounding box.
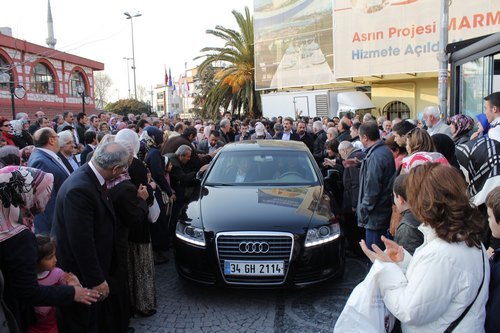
[46,0,57,49]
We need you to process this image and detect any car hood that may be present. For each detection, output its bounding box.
[198,185,323,233]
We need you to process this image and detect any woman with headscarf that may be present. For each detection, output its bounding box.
[448,114,475,145]
[9,120,32,149]
[432,133,460,170]
[401,128,449,174]
[470,113,491,141]
[0,145,20,168]
[115,129,157,318]
[104,139,151,331]
[143,127,173,264]
[108,117,118,132]
[0,166,99,331]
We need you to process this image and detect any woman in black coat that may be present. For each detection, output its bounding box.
[116,130,157,318]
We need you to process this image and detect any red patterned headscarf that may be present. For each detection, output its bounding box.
[0,166,53,242]
[448,114,474,138]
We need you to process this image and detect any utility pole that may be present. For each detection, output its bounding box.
[438,0,449,117]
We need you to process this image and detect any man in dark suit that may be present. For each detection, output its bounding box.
[164,127,216,172]
[197,130,224,155]
[74,112,87,145]
[218,118,232,144]
[28,128,70,234]
[312,120,328,164]
[80,131,97,165]
[296,120,314,153]
[274,117,299,141]
[235,121,251,141]
[51,142,129,333]
[57,130,79,174]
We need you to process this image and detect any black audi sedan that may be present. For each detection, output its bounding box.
[174,140,345,287]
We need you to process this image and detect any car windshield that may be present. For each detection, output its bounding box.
[205,150,319,185]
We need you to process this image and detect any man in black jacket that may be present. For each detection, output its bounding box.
[312,120,327,165]
[357,122,395,251]
[296,120,314,153]
[164,127,217,172]
[52,142,129,332]
[166,145,209,233]
[74,112,87,145]
[197,130,224,154]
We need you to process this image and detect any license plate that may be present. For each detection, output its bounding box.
[224,260,284,276]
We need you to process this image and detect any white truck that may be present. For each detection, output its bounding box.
[261,89,375,119]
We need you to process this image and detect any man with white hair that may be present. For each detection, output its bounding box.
[57,130,79,173]
[218,118,232,144]
[382,120,392,138]
[423,106,452,137]
[312,120,327,163]
[363,113,375,123]
[338,140,366,256]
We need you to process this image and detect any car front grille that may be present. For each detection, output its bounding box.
[216,232,294,285]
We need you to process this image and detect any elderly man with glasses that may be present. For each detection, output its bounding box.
[52,142,130,332]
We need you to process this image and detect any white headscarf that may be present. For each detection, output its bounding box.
[116,129,140,157]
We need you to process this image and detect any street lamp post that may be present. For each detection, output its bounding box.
[122,57,132,99]
[124,12,141,100]
[10,84,26,120]
[76,85,90,114]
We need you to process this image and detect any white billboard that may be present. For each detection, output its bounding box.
[254,0,335,90]
[333,0,500,78]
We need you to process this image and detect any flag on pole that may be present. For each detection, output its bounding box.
[164,65,168,86]
[168,68,173,87]
[184,78,189,97]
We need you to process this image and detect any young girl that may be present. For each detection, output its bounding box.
[27,235,81,333]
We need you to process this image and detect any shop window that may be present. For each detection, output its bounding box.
[383,101,410,120]
[32,63,55,94]
[69,71,86,96]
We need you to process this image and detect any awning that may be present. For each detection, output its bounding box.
[337,91,375,111]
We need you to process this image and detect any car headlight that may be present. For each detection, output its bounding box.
[175,221,206,247]
[305,224,341,247]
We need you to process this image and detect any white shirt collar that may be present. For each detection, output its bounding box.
[491,117,500,126]
[38,147,71,175]
[89,160,106,186]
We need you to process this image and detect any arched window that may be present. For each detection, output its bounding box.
[0,57,11,91]
[383,101,411,120]
[69,71,86,97]
[32,63,55,94]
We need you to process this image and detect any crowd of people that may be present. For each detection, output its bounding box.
[0,91,499,332]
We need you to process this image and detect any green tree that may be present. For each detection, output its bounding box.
[105,98,150,116]
[196,6,261,119]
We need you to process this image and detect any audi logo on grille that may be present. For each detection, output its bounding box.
[239,241,270,254]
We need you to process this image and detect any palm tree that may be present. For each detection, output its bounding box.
[195,6,261,119]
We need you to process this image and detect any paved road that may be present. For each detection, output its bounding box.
[130,253,369,333]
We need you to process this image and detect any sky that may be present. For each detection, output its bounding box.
[1,0,254,102]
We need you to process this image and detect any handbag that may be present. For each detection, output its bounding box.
[161,191,170,205]
[334,262,395,333]
[444,249,485,333]
[147,196,161,223]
